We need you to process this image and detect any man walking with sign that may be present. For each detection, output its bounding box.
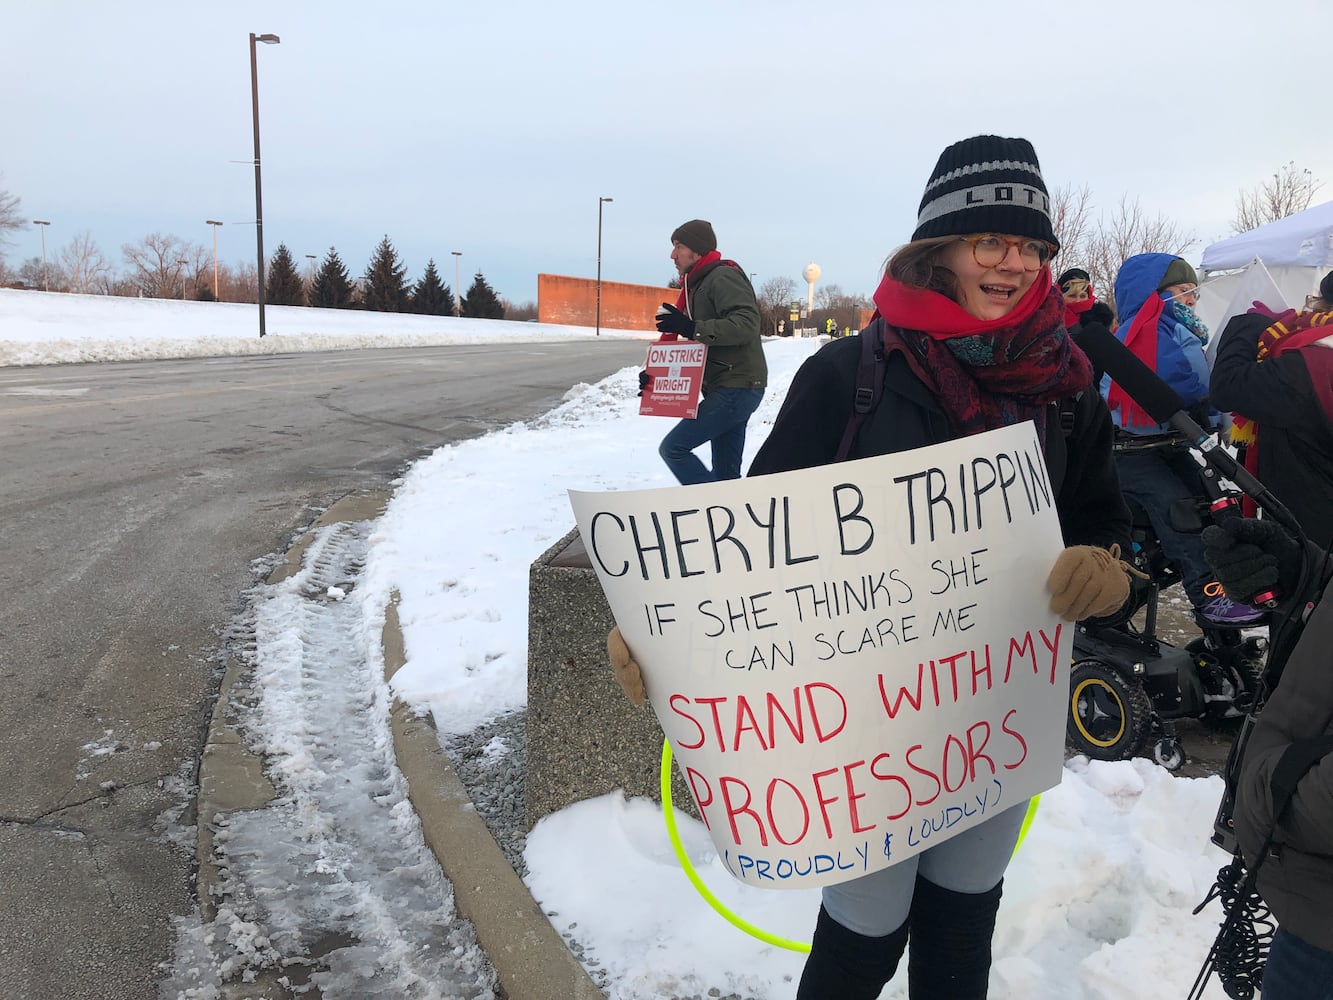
[652,219,766,484]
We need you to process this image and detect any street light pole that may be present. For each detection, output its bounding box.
[177,259,190,299]
[205,220,224,299]
[32,220,51,292]
[596,196,613,337]
[249,31,280,338]
[451,250,462,317]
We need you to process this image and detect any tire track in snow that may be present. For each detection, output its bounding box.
[166,520,497,999]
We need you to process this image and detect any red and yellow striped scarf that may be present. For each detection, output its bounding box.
[1231,309,1333,445]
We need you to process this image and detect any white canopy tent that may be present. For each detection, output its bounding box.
[1196,200,1333,335]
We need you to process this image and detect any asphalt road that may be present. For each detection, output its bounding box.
[0,341,646,1000]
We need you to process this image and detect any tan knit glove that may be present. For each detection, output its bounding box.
[1046,545,1131,621]
[606,626,645,707]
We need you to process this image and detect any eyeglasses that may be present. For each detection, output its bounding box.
[959,234,1055,272]
[1163,283,1199,302]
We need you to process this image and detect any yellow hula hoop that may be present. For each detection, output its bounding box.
[658,737,1040,954]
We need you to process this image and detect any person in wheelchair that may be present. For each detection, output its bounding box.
[1096,253,1263,627]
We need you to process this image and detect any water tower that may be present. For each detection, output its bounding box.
[802,262,821,313]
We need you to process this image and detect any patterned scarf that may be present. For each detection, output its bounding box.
[872,270,1093,440]
[1231,309,1333,515]
[1173,300,1210,346]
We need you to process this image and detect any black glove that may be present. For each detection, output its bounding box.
[1202,518,1303,603]
[655,303,696,339]
[1187,399,1215,430]
[1086,301,1115,328]
[637,369,651,397]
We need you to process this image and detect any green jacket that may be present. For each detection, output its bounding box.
[682,261,766,393]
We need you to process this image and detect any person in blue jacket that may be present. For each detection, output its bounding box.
[1098,253,1262,625]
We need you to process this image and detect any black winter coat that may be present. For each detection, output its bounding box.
[1210,313,1333,548]
[1234,559,1333,951]
[750,325,1131,554]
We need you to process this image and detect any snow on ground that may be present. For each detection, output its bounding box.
[6,289,1236,998]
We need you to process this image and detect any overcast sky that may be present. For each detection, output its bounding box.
[4,0,1327,304]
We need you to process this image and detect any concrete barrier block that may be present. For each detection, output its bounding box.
[526,527,697,831]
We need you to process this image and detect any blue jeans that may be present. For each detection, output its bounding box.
[1113,446,1215,606]
[1263,927,1333,1000]
[820,800,1029,937]
[659,386,764,485]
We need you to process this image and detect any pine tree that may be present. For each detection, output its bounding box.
[460,271,504,319]
[265,243,305,306]
[409,258,455,316]
[361,235,409,312]
[309,248,354,309]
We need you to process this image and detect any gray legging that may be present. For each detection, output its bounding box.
[820,800,1030,937]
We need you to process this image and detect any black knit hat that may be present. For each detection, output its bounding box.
[912,135,1058,252]
[1320,269,1333,303]
[670,219,717,256]
[1057,267,1091,288]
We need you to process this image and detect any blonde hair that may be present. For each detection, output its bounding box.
[885,236,960,300]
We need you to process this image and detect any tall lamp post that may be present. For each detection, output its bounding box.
[205,220,224,299]
[32,220,51,292]
[249,31,280,338]
[596,196,613,337]
[450,250,462,317]
[177,259,190,299]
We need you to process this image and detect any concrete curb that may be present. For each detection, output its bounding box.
[385,596,605,999]
[196,491,602,998]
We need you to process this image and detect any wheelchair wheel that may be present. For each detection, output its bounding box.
[1067,659,1151,761]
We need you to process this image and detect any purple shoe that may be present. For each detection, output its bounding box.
[1197,594,1265,627]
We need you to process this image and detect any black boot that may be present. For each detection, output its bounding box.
[907,876,1004,999]
[796,903,909,1000]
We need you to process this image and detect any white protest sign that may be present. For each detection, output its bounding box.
[569,422,1072,891]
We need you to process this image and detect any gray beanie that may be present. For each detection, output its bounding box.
[670,219,717,255]
[1157,258,1199,291]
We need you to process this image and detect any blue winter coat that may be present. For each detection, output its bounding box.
[1099,253,1212,434]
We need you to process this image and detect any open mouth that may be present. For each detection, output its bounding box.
[980,284,1017,300]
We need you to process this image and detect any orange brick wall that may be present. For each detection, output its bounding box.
[538,273,678,332]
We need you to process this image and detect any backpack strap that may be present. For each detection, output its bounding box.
[836,320,886,462]
[1059,393,1080,437]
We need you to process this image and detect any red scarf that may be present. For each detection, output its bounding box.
[1063,292,1095,329]
[1107,293,1164,428]
[1232,309,1333,515]
[659,250,723,342]
[871,268,1093,439]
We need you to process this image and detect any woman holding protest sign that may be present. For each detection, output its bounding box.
[608,135,1133,998]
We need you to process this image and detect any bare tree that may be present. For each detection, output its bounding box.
[17,255,67,291]
[502,298,537,321]
[1050,183,1096,269]
[814,282,844,310]
[1231,161,1321,234]
[0,179,22,264]
[59,231,112,293]
[219,260,259,304]
[122,232,205,298]
[1080,195,1197,301]
[755,275,797,335]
